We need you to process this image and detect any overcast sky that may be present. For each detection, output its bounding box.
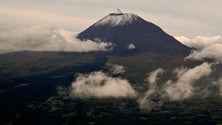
[0,0,221,37]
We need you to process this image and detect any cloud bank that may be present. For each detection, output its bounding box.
[186,44,222,63]
[176,36,222,63]
[176,36,222,49]
[0,24,112,53]
[69,71,137,98]
[163,62,213,101]
[59,62,219,111]
[138,63,214,110]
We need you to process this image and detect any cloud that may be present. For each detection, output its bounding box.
[111,64,125,74]
[58,62,219,111]
[0,24,112,53]
[176,36,222,63]
[163,62,213,101]
[69,71,137,98]
[138,63,214,110]
[146,68,164,84]
[176,36,222,49]
[127,43,136,49]
[138,68,164,111]
[186,44,222,63]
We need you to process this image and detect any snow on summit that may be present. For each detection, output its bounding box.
[94,10,139,26]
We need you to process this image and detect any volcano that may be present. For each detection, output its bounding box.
[77,10,190,55]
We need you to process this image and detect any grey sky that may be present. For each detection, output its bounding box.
[0,0,221,37]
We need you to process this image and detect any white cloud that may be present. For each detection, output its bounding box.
[164,62,213,101]
[111,64,125,74]
[69,71,137,98]
[58,63,218,110]
[176,35,222,63]
[138,63,214,110]
[176,36,222,49]
[186,43,222,63]
[138,68,164,111]
[0,24,112,53]
[127,43,136,49]
[146,68,164,84]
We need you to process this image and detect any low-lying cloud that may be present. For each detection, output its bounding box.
[58,62,221,111]
[111,64,125,74]
[127,43,136,49]
[176,35,222,49]
[146,68,164,84]
[138,68,164,110]
[163,62,213,101]
[69,71,137,98]
[0,24,112,53]
[138,63,214,110]
[176,35,222,63]
[186,43,222,63]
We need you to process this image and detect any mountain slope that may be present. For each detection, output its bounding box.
[0,51,107,82]
[77,10,190,55]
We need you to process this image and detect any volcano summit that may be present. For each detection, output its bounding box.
[77,10,190,55]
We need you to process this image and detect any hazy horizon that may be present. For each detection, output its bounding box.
[0,0,221,37]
